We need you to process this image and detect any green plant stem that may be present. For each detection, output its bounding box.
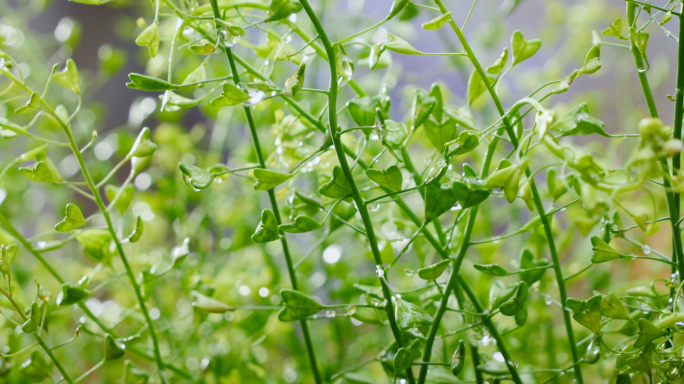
[627,2,684,279]
[425,2,584,383]
[0,287,74,384]
[0,214,190,378]
[294,1,415,383]
[207,1,322,382]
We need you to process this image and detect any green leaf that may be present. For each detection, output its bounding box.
[265,0,303,22]
[600,292,630,320]
[56,283,92,306]
[104,334,125,360]
[319,166,352,198]
[424,117,458,151]
[519,249,548,285]
[550,103,607,136]
[511,30,541,65]
[467,71,494,105]
[252,209,281,243]
[127,73,176,91]
[179,163,215,190]
[278,289,323,321]
[473,263,510,276]
[182,63,207,87]
[424,183,457,223]
[190,43,216,55]
[483,160,515,190]
[279,215,323,233]
[394,296,434,329]
[382,33,421,55]
[590,236,625,263]
[452,181,491,209]
[451,339,466,376]
[387,0,410,20]
[128,216,143,243]
[626,342,654,373]
[365,165,403,191]
[579,45,601,75]
[55,203,85,232]
[411,89,436,128]
[602,18,625,39]
[630,27,649,58]
[124,360,150,384]
[15,92,40,114]
[347,95,391,128]
[210,82,251,106]
[489,280,518,310]
[105,184,135,214]
[20,350,50,380]
[446,131,479,159]
[19,162,53,184]
[487,47,509,74]
[423,157,448,185]
[253,168,291,190]
[76,229,112,264]
[135,23,159,57]
[393,346,413,372]
[161,92,202,112]
[381,120,408,162]
[283,63,306,97]
[429,83,443,122]
[635,318,667,348]
[572,301,602,335]
[417,259,451,280]
[422,12,451,31]
[191,291,234,313]
[53,58,80,94]
[368,42,388,70]
[129,127,157,157]
[551,70,580,95]
[499,281,528,316]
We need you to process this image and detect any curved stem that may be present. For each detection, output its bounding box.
[207,1,322,382]
[294,1,416,383]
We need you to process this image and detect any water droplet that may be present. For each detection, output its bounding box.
[560,207,566,211]
[404,269,414,276]
[369,203,380,212]
[451,202,462,211]
[641,245,652,255]
[325,310,336,318]
[375,266,385,278]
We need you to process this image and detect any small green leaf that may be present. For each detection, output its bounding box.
[423,157,448,185]
[124,360,150,384]
[19,162,53,184]
[278,289,323,321]
[252,209,281,243]
[319,166,352,198]
[183,63,207,87]
[590,236,625,263]
[210,83,251,106]
[483,159,516,189]
[393,346,413,372]
[381,120,408,162]
[15,92,40,114]
[487,47,509,74]
[519,248,548,285]
[20,350,50,380]
[254,168,291,190]
[283,63,306,97]
[279,215,323,233]
[365,165,403,191]
[550,70,580,95]
[451,339,466,376]
[626,342,654,373]
[629,27,649,58]
[499,281,528,316]
[368,42,388,70]
[162,92,202,111]
[382,33,421,55]
[179,163,215,190]
[424,117,458,151]
[572,301,602,335]
[127,73,176,91]
[422,12,451,31]
[600,292,630,321]
[602,18,625,39]
[265,0,303,22]
[129,127,157,157]
[579,45,601,75]
[53,58,80,94]
[75,229,112,264]
[411,89,436,128]
[635,318,667,348]
[473,263,510,276]
[424,183,457,223]
[104,334,125,360]
[467,71,494,105]
[417,259,451,280]
[446,131,479,158]
[191,291,234,313]
[550,103,607,136]
[387,0,410,20]
[56,283,92,306]
[511,30,541,65]
[394,296,434,329]
[347,95,391,128]
[190,43,216,55]
[128,216,143,243]
[105,184,135,214]
[452,181,491,209]
[135,22,159,57]
[489,280,518,310]
[55,203,85,232]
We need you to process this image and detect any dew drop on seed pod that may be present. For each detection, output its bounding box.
[369,203,380,212]
[325,310,336,318]
[641,245,652,254]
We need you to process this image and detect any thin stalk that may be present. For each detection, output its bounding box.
[207,1,321,382]
[425,2,584,383]
[627,2,684,278]
[294,1,415,383]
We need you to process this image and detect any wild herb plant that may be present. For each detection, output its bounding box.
[1,0,684,382]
